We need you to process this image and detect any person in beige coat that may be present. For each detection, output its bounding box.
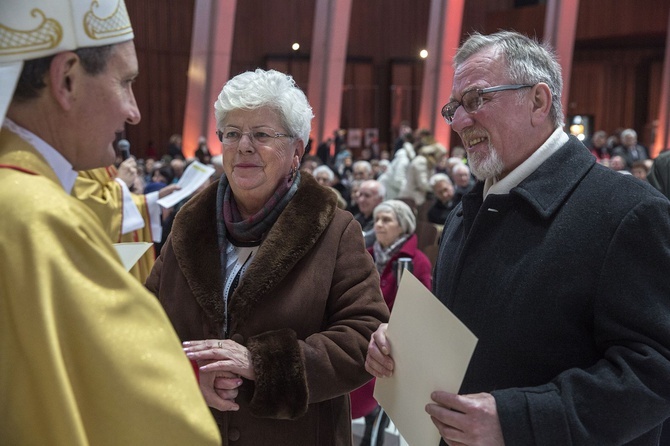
[398,141,447,206]
[146,69,389,446]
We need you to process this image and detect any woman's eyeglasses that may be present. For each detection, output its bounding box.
[441,84,533,125]
[216,127,294,146]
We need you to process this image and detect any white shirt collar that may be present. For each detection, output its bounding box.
[484,127,569,197]
[3,118,78,193]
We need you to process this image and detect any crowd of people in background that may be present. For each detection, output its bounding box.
[114,121,670,276]
[101,86,670,446]
[114,119,669,445]
[587,127,658,180]
[6,1,669,441]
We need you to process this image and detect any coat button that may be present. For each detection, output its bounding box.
[228,428,240,441]
[231,333,244,343]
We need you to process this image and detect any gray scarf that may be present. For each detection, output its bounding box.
[216,171,301,336]
[372,234,410,274]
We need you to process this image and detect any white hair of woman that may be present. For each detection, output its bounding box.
[452,163,471,175]
[373,199,416,236]
[214,69,313,145]
[353,160,373,174]
[430,172,453,188]
[312,164,335,183]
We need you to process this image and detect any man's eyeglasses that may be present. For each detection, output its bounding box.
[216,127,294,146]
[441,84,534,125]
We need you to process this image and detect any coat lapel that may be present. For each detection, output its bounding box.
[170,181,224,328]
[511,136,596,219]
[171,173,338,334]
[231,174,337,330]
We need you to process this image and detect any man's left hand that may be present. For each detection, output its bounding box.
[426,391,504,446]
[158,183,180,198]
[116,157,137,188]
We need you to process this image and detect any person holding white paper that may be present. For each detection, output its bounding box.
[366,31,670,445]
[147,69,389,445]
[351,199,433,446]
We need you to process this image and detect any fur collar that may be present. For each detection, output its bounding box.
[170,173,338,335]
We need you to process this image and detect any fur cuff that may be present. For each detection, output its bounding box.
[247,328,308,419]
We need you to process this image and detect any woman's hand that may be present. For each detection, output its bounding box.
[184,339,256,381]
[365,323,395,378]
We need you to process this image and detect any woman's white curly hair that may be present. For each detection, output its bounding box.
[214,69,314,145]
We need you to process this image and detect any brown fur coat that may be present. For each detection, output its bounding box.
[146,173,389,446]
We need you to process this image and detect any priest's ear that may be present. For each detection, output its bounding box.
[48,51,81,111]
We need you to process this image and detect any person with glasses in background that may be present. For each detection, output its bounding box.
[146,68,389,446]
[366,31,670,445]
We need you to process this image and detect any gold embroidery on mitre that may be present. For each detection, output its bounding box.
[0,9,63,56]
[84,0,132,40]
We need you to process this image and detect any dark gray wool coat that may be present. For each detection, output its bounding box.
[146,173,389,446]
[435,135,670,445]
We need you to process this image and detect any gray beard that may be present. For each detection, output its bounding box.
[467,145,504,181]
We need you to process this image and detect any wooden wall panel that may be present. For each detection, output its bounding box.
[648,61,664,144]
[577,0,670,41]
[567,63,604,126]
[265,57,311,89]
[484,0,670,43]
[122,0,669,157]
[570,47,664,145]
[125,0,195,160]
[390,61,424,142]
[484,3,545,37]
[348,0,431,61]
[345,0,431,148]
[461,0,514,35]
[341,62,375,129]
[230,0,316,77]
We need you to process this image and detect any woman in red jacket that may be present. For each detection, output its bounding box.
[351,199,433,445]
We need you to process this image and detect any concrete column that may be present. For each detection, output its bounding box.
[307,0,352,149]
[418,0,464,149]
[543,0,579,124]
[182,0,237,158]
[652,9,670,157]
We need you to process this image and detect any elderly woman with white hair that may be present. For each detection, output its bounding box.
[350,199,432,445]
[312,164,347,209]
[146,69,389,446]
[312,164,335,186]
